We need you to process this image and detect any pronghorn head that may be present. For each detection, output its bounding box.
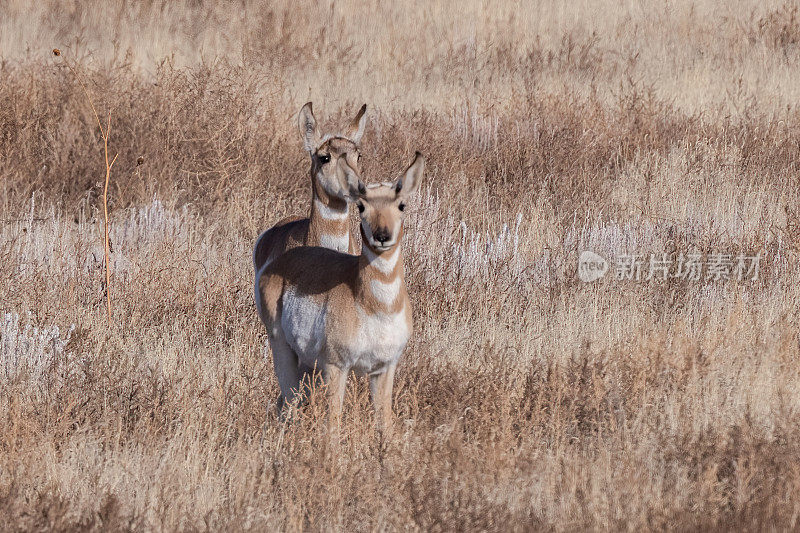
[337,152,425,252]
[297,102,367,202]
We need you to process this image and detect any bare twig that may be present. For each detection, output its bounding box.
[54,48,117,321]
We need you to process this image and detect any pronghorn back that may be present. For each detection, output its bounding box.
[252,216,306,274]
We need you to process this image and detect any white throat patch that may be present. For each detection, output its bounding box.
[363,245,400,274]
[370,277,401,306]
[319,232,350,252]
[314,198,349,221]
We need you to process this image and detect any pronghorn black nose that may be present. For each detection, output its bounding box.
[372,228,391,244]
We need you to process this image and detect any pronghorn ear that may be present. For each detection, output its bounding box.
[336,154,367,200]
[346,104,367,144]
[395,151,425,199]
[297,102,321,153]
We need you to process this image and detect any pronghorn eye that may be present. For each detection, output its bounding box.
[318,154,331,164]
[357,202,365,213]
[398,202,406,212]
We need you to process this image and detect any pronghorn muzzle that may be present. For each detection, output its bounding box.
[372,227,392,245]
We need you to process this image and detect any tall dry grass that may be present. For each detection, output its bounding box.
[1,0,800,530]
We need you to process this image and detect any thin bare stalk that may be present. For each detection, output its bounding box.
[54,48,117,321]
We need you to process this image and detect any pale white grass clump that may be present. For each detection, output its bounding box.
[1,311,75,384]
[407,188,525,284]
[113,198,192,253]
[450,213,523,279]
[4,198,194,286]
[563,216,664,259]
[110,198,194,276]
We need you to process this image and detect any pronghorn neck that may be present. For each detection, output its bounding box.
[357,226,407,312]
[306,176,351,251]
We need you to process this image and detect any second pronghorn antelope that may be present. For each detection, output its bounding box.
[257,152,425,432]
[252,102,367,274]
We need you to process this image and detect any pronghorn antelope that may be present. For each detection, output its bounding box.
[257,152,425,432]
[252,102,367,274]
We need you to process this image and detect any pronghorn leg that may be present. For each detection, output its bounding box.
[268,334,303,416]
[324,363,348,436]
[369,363,397,435]
[261,339,284,417]
[274,364,315,419]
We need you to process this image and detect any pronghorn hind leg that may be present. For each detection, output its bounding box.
[369,363,397,436]
[268,334,303,418]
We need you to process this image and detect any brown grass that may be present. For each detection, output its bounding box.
[1,0,800,530]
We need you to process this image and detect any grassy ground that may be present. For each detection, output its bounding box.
[1,0,800,530]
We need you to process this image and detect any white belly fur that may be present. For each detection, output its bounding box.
[281,287,327,367]
[280,290,410,375]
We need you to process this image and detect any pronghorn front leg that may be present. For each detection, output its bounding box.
[324,363,348,435]
[369,363,397,435]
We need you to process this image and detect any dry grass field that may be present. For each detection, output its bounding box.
[2,0,800,530]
